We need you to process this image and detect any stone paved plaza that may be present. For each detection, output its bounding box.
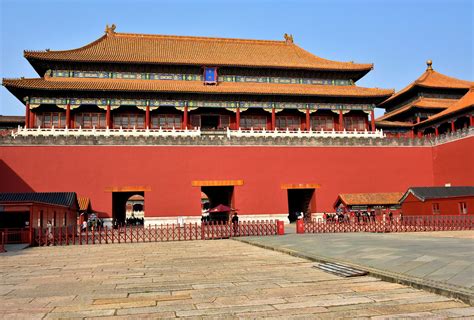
[241,230,474,303]
[1,239,473,319]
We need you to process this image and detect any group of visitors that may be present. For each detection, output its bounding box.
[323,211,396,224]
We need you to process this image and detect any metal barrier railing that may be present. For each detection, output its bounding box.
[33,220,282,247]
[301,215,474,234]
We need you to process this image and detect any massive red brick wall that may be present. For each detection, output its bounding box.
[1,145,438,218]
[432,136,474,187]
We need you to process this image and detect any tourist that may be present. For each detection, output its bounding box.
[231,212,239,235]
[46,220,53,245]
[82,220,87,232]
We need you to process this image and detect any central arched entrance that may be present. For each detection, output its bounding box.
[112,191,145,226]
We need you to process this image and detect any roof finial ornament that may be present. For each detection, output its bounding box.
[105,24,116,35]
[284,33,294,44]
[426,59,433,71]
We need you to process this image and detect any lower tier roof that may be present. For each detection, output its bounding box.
[3,77,393,100]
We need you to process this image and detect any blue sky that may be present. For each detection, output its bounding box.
[0,0,472,117]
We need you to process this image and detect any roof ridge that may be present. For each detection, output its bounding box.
[113,32,287,45]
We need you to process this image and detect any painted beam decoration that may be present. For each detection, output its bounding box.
[27,97,375,111]
[51,69,352,86]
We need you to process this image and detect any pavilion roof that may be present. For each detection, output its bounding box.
[2,76,393,99]
[376,97,457,122]
[378,62,473,109]
[24,27,373,74]
[400,186,474,203]
[0,192,78,209]
[334,192,404,208]
[416,89,474,126]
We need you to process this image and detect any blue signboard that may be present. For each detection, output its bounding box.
[204,67,217,84]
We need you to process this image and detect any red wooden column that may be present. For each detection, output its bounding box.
[183,106,188,129]
[271,107,276,130]
[305,109,310,131]
[145,106,150,129]
[236,107,240,130]
[65,103,71,128]
[435,126,439,137]
[451,121,456,132]
[106,104,111,129]
[24,103,30,128]
[370,110,375,132]
[338,110,344,131]
[470,115,474,127]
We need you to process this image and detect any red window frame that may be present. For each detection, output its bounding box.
[36,112,67,128]
[240,115,267,130]
[151,114,182,129]
[113,113,145,129]
[75,113,107,129]
[310,115,335,130]
[459,202,468,214]
[344,116,366,131]
[276,115,301,130]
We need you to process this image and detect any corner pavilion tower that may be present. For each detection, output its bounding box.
[3,25,393,134]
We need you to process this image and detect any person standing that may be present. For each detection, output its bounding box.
[231,212,239,235]
[46,220,53,246]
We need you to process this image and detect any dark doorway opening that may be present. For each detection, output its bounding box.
[201,115,220,129]
[287,189,315,222]
[0,211,29,228]
[201,186,234,222]
[112,191,145,226]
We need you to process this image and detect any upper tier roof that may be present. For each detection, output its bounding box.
[417,88,474,126]
[24,26,373,74]
[378,61,473,109]
[2,76,393,99]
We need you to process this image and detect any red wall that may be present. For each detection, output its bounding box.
[401,193,474,216]
[432,136,474,186]
[1,144,438,218]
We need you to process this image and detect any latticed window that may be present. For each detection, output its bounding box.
[113,114,145,129]
[432,203,440,214]
[36,112,67,128]
[459,202,468,214]
[344,116,366,131]
[75,113,107,129]
[219,115,230,129]
[310,115,335,130]
[151,114,182,129]
[276,116,301,130]
[240,115,267,129]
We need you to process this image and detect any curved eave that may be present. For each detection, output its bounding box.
[2,78,394,101]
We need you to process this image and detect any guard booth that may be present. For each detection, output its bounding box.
[0,192,79,245]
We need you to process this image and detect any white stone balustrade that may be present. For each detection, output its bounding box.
[226,127,385,139]
[11,126,385,139]
[12,126,202,138]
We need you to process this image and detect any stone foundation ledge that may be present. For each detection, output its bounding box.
[0,128,472,146]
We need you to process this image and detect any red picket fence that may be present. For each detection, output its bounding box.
[33,220,280,247]
[0,228,31,244]
[302,215,474,234]
[0,232,5,253]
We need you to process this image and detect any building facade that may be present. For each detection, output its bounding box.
[1,26,473,225]
[399,187,474,216]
